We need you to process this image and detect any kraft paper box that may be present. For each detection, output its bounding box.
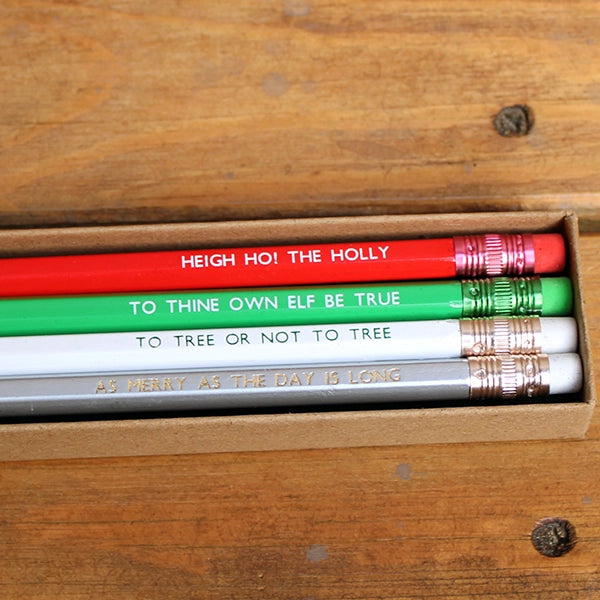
[0,211,594,461]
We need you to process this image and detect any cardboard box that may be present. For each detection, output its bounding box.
[0,211,594,461]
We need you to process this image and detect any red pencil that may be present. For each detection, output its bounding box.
[0,233,565,297]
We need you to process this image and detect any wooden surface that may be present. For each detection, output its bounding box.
[0,233,596,598]
[2,1,600,229]
[2,2,600,598]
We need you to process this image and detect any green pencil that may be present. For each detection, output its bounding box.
[0,277,572,336]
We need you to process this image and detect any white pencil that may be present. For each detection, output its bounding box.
[0,317,577,377]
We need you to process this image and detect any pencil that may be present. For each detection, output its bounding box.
[0,233,566,296]
[0,277,573,336]
[0,353,582,417]
[0,317,578,377]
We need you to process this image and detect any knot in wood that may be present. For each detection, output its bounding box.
[493,105,534,137]
[531,517,576,557]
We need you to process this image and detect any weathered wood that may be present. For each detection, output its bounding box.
[1,2,600,596]
[1,1,600,228]
[0,233,598,599]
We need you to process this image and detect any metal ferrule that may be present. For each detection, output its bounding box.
[460,317,542,355]
[454,233,536,276]
[461,277,543,317]
[468,354,551,400]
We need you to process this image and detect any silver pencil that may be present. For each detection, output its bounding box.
[0,353,582,417]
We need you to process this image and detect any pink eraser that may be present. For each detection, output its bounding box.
[533,233,566,273]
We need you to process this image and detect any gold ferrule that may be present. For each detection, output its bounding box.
[460,317,542,356]
[468,354,551,400]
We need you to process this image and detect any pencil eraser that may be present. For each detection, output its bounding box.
[539,317,578,354]
[532,234,566,273]
[540,277,573,316]
[548,353,583,395]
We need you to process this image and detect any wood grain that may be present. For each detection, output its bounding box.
[0,233,598,599]
[2,1,600,228]
[2,2,600,596]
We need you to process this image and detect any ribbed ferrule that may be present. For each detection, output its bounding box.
[459,317,542,355]
[468,354,551,400]
[461,277,544,317]
[454,234,535,276]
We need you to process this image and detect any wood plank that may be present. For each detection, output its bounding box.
[0,232,598,599]
[1,2,599,595]
[2,1,600,228]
